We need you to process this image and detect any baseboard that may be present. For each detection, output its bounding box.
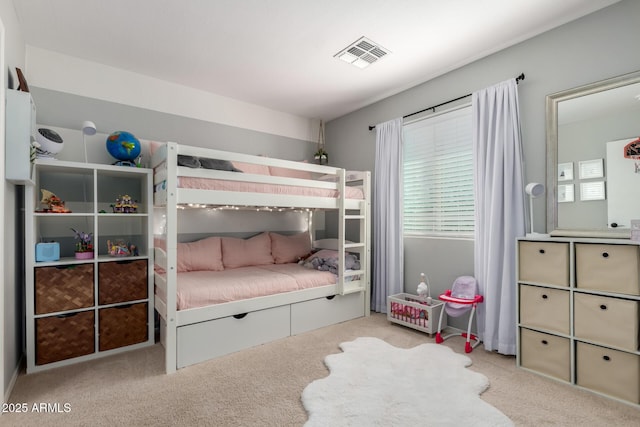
[3,354,24,405]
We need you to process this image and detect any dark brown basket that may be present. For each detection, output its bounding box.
[99,302,148,351]
[35,264,94,315]
[98,259,148,305]
[36,311,95,365]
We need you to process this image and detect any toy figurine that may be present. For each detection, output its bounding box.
[107,239,131,256]
[39,189,71,213]
[111,194,138,213]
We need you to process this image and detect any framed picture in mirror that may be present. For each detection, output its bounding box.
[558,162,573,181]
[558,184,574,203]
[578,159,604,180]
[580,181,605,201]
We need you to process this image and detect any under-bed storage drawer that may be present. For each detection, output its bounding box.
[176,305,290,368]
[291,291,364,335]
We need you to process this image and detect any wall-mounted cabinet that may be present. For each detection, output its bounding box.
[25,160,154,373]
[517,237,640,407]
[5,89,36,184]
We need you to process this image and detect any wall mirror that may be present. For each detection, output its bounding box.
[546,70,640,238]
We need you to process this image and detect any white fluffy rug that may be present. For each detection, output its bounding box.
[302,337,513,427]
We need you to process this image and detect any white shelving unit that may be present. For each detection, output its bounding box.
[516,237,640,406]
[25,160,154,373]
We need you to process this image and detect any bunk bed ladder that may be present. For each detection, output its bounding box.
[163,142,179,373]
[337,171,370,305]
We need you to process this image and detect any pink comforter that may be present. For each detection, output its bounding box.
[157,263,336,310]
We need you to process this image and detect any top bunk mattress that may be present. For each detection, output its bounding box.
[151,145,367,201]
[174,176,365,199]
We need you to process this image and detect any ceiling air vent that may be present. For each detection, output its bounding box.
[335,36,390,69]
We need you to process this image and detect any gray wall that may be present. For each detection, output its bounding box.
[31,88,317,161]
[326,0,640,324]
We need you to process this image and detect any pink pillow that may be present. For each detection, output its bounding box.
[155,236,223,272]
[231,161,270,175]
[270,232,312,264]
[269,163,311,180]
[222,233,274,269]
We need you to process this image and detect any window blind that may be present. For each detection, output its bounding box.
[403,105,474,237]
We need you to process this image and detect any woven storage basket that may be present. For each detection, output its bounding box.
[35,264,94,315]
[98,259,148,305]
[99,302,148,351]
[36,311,95,365]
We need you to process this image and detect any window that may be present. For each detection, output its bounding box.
[403,105,474,237]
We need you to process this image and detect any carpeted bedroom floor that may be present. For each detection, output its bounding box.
[3,313,640,426]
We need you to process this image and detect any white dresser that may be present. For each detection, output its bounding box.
[516,237,640,406]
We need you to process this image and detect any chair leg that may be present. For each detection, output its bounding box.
[463,305,478,353]
[435,304,446,344]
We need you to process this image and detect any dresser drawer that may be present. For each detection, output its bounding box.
[519,285,570,334]
[576,342,640,404]
[574,293,639,351]
[520,328,570,382]
[575,243,640,295]
[518,241,569,286]
[35,264,94,314]
[98,259,148,305]
[177,305,290,368]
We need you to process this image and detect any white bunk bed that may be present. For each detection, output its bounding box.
[151,142,371,373]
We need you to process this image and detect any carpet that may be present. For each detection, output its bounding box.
[302,337,513,427]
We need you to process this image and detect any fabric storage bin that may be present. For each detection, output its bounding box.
[36,311,95,365]
[576,341,640,404]
[574,293,639,351]
[519,285,570,334]
[385,293,445,335]
[35,264,94,315]
[98,259,148,305]
[518,241,570,286]
[99,302,148,351]
[575,243,640,295]
[520,328,570,382]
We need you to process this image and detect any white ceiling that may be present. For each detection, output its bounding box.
[14,0,621,121]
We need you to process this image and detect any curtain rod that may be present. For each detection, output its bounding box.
[368,73,525,131]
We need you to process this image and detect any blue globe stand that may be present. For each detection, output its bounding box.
[113,160,137,167]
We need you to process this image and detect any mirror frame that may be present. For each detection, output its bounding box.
[546,70,640,238]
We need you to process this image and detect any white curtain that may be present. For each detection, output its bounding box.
[472,79,526,355]
[372,118,404,313]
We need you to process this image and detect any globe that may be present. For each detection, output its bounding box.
[106,131,141,163]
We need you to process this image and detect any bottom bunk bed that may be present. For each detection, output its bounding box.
[151,142,371,373]
[154,232,368,370]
